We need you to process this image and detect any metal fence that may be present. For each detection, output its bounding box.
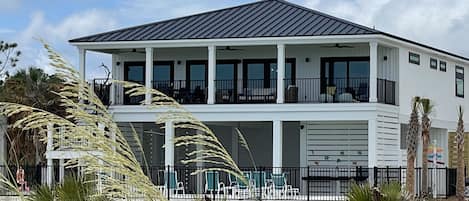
[0,165,457,200]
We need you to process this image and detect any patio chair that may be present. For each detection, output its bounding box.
[270,173,299,199]
[163,171,185,195]
[251,171,268,197]
[232,172,252,198]
[205,171,225,195]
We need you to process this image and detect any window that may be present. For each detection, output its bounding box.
[440,61,447,72]
[456,66,464,98]
[243,59,295,88]
[186,60,208,90]
[430,58,437,69]
[409,52,420,65]
[124,62,145,105]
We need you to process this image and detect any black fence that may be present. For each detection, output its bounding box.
[93,78,111,105]
[0,165,458,199]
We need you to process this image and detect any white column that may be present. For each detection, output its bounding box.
[277,44,285,104]
[78,48,86,81]
[207,45,216,104]
[110,54,117,105]
[59,159,64,183]
[165,121,175,168]
[368,119,377,167]
[46,123,53,187]
[369,41,378,102]
[273,120,283,173]
[145,47,154,105]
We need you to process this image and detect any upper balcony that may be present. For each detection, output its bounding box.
[86,43,399,107]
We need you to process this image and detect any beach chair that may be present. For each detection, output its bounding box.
[164,171,184,195]
[270,173,299,199]
[251,171,268,197]
[205,171,225,195]
[232,172,252,198]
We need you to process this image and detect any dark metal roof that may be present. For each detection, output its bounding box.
[69,0,469,62]
[69,0,379,43]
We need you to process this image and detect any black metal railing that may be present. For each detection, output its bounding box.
[0,165,457,199]
[377,78,396,105]
[93,78,111,105]
[215,79,277,104]
[152,80,207,104]
[283,78,370,103]
[123,80,145,105]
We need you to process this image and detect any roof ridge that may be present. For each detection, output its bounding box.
[273,0,378,33]
[70,0,271,42]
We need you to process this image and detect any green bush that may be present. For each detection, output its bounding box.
[347,183,373,201]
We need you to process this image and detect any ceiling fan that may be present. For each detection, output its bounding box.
[217,46,244,51]
[320,43,354,48]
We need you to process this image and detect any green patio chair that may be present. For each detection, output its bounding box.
[205,171,225,195]
[270,173,299,199]
[164,171,185,195]
[251,171,268,196]
[232,172,252,198]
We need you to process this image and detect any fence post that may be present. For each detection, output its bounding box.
[166,165,170,201]
[386,166,390,183]
[307,166,310,201]
[373,167,378,187]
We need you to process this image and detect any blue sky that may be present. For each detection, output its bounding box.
[1,0,469,79]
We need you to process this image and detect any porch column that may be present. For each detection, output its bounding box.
[368,119,377,167]
[165,121,175,168]
[277,44,285,104]
[369,41,378,102]
[273,120,283,173]
[59,159,64,183]
[207,45,216,104]
[145,47,154,105]
[78,48,86,81]
[0,117,6,168]
[46,123,53,187]
[110,54,117,105]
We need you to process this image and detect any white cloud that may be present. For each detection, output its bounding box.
[13,9,118,78]
[303,0,469,57]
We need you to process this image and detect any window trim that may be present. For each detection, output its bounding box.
[409,52,420,65]
[456,66,464,98]
[440,61,447,72]
[430,58,438,70]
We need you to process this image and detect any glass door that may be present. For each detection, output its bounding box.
[216,61,238,103]
[124,62,145,105]
[153,61,174,96]
[186,61,207,103]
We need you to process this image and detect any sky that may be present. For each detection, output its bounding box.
[1,0,469,79]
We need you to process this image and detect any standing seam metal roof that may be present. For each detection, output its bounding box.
[69,0,378,43]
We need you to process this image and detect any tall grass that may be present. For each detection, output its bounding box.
[0,42,247,200]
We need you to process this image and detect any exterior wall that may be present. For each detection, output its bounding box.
[301,121,369,167]
[375,106,401,166]
[398,46,469,129]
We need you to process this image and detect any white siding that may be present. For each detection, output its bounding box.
[303,121,368,167]
[375,108,400,166]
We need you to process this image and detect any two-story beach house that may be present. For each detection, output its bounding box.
[49,0,469,196]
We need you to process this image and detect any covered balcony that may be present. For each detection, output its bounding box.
[86,43,399,106]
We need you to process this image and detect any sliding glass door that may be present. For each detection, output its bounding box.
[124,62,145,105]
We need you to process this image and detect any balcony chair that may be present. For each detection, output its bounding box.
[285,85,298,103]
[163,171,185,195]
[232,172,252,198]
[205,171,226,195]
[337,93,353,103]
[270,173,299,199]
[251,171,268,197]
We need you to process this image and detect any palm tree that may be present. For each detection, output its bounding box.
[406,96,420,196]
[419,98,433,197]
[456,106,465,201]
[0,67,64,165]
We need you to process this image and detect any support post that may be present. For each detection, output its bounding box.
[369,41,378,102]
[59,159,64,183]
[368,119,377,167]
[207,45,216,104]
[46,123,53,187]
[165,121,175,168]
[273,120,283,173]
[0,117,6,167]
[145,47,154,105]
[277,44,285,104]
[78,48,86,81]
[110,54,117,105]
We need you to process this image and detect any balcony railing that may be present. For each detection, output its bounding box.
[377,78,396,105]
[215,79,277,104]
[153,80,207,104]
[93,78,396,105]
